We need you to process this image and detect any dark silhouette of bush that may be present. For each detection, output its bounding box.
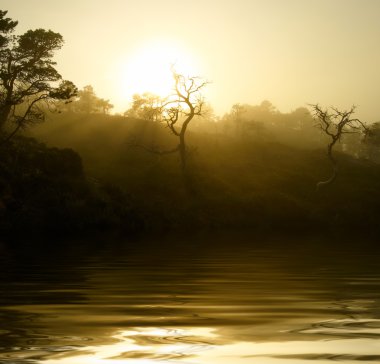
[0,136,141,235]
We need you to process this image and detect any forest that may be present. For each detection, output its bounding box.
[1,9,380,237]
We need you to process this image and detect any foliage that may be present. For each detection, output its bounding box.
[124,92,162,121]
[66,85,113,114]
[363,122,380,162]
[0,10,77,141]
[0,136,140,235]
[221,101,321,147]
[0,10,17,47]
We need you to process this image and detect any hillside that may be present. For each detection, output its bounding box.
[25,112,380,234]
[0,136,140,235]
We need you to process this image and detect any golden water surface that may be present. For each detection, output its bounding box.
[0,235,379,364]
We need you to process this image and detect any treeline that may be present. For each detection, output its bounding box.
[23,103,380,235]
[219,101,380,161]
[118,92,380,162]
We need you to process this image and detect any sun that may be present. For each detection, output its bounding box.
[118,40,199,101]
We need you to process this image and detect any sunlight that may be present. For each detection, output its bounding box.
[118,40,199,100]
[43,327,217,364]
[39,325,380,364]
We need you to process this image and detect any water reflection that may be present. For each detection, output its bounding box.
[42,327,217,363]
[40,326,380,364]
[1,234,380,363]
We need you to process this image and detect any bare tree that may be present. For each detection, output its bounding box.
[310,104,367,190]
[130,68,209,173]
[162,70,208,171]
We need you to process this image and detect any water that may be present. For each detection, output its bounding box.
[1,234,380,364]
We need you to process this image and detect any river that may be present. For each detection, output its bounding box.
[0,233,379,363]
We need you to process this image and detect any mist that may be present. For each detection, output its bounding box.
[1,3,380,364]
[19,88,378,233]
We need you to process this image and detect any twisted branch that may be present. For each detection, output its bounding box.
[310,104,367,191]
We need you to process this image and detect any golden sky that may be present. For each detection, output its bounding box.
[2,0,380,120]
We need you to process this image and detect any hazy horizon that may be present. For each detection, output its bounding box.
[2,0,380,121]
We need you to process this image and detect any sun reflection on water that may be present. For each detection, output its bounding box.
[43,327,217,364]
[3,238,380,364]
[40,323,380,364]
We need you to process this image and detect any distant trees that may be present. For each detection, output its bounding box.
[310,104,367,190]
[222,101,320,146]
[69,85,113,114]
[124,92,161,121]
[0,10,77,142]
[231,103,246,136]
[363,122,380,162]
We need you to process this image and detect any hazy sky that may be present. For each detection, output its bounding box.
[2,0,380,120]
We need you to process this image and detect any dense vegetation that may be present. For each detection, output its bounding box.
[0,136,140,235]
[17,105,380,235]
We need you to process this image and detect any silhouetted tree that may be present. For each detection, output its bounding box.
[0,10,77,142]
[160,70,208,171]
[0,10,17,47]
[310,104,367,190]
[130,69,208,173]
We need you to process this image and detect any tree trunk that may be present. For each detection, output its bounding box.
[179,114,193,173]
[179,123,199,195]
[316,140,338,191]
[0,104,12,132]
[179,131,186,173]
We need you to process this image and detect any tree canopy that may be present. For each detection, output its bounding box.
[124,92,162,121]
[0,10,77,141]
[67,85,113,114]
